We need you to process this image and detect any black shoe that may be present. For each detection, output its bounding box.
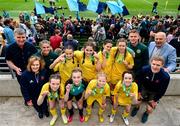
[131,107,139,117]
[141,111,149,123]
[24,101,28,106]
[38,112,43,119]
[45,111,49,117]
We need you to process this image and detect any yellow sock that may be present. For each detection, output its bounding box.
[60,108,66,115]
[86,107,92,115]
[122,110,129,118]
[98,108,104,115]
[50,108,57,116]
[111,108,117,115]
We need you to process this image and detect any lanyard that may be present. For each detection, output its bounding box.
[122,83,132,97]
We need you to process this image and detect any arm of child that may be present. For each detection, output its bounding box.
[94,52,101,72]
[85,89,92,99]
[37,91,49,106]
[64,84,71,102]
[49,53,65,69]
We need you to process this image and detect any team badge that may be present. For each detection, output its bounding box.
[136,49,141,54]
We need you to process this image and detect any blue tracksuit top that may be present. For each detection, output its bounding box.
[20,69,48,102]
[137,65,170,102]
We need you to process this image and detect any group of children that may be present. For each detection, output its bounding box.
[25,39,139,126]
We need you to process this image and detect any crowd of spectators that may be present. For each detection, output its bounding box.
[0,13,179,70]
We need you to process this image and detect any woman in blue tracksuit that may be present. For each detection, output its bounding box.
[20,55,49,119]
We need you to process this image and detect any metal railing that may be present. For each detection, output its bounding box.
[0,57,15,79]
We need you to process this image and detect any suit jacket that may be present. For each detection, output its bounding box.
[148,42,177,72]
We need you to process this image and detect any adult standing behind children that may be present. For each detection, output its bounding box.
[35,40,58,77]
[127,29,149,79]
[6,28,37,101]
[148,32,177,72]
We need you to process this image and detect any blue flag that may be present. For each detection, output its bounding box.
[78,1,87,11]
[117,0,124,6]
[87,0,99,12]
[106,1,123,15]
[66,0,79,11]
[117,0,129,16]
[96,2,107,14]
[35,2,45,14]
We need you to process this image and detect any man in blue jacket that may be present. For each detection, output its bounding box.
[131,56,170,123]
[148,32,176,72]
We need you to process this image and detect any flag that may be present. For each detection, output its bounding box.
[87,0,99,12]
[43,6,55,14]
[66,0,79,11]
[96,2,107,14]
[117,0,129,16]
[35,2,45,14]
[78,1,87,11]
[106,1,123,15]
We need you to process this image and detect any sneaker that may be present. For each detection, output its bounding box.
[67,115,73,123]
[38,112,43,119]
[62,114,68,124]
[50,115,58,126]
[121,115,129,126]
[110,114,115,123]
[99,114,104,123]
[79,115,85,122]
[141,112,149,123]
[85,114,90,122]
[72,101,78,109]
[131,107,139,117]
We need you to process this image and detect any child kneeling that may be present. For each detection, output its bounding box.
[110,71,138,126]
[37,74,67,126]
[84,72,110,122]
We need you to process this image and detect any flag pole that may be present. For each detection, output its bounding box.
[76,11,80,21]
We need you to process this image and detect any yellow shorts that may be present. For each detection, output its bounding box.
[87,96,102,106]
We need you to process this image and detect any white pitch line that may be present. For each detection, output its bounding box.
[143,0,164,9]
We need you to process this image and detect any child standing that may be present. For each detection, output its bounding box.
[64,68,88,123]
[37,74,68,126]
[110,71,138,126]
[110,38,134,103]
[98,39,113,82]
[84,72,110,122]
[74,42,101,82]
[50,45,78,86]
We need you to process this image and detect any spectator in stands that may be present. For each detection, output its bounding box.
[149,20,165,42]
[94,22,106,43]
[0,22,6,56]
[5,28,37,102]
[127,29,149,79]
[131,56,170,123]
[50,29,62,51]
[30,12,38,25]
[63,20,74,38]
[3,18,15,44]
[166,26,176,43]
[169,29,180,57]
[35,40,58,77]
[148,32,177,72]
[20,56,49,119]
[63,34,78,50]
